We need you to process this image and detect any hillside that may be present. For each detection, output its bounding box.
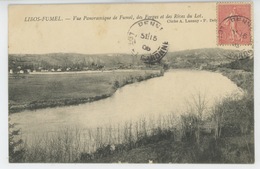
[165,48,242,69]
[9,48,254,163]
[8,53,143,72]
[8,48,242,72]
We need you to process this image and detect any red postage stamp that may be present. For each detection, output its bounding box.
[217,3,252,45]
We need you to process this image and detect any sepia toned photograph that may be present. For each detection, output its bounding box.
[8,2,254,163]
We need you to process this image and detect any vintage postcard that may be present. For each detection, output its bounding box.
[8,2,254,163]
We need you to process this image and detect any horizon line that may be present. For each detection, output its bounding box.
[8,47,234,55]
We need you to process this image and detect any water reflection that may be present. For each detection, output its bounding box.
[11,70,243,136]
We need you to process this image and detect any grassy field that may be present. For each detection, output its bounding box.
[9,66,254,163]
[9,70,163,113]
[10,81,254,163]
[8,53,254,163]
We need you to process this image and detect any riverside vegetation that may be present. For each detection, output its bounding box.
[9,49,254,163]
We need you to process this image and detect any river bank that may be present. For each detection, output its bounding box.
[9,69,163,114]
[216,68,253,95]
[9,68,254,163]
[78,67,254,163]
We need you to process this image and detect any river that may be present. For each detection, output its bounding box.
[10,70,243,139]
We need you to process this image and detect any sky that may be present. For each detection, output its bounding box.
[8,3,252,54]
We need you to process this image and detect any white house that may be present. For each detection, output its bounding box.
[9,69,13,74]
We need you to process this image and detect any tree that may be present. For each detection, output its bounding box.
[185,91,208,145]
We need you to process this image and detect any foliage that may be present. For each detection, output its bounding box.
[219,58,253,72]
[9,120,25,162]
[8,49,254,163]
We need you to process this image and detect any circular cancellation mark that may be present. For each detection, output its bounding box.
[127,19,169,64]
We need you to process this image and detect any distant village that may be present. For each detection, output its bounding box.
[9,66,73,74]
[8,62,145,75]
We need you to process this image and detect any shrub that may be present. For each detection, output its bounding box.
[9,120,25,162]
[113,80,120,89]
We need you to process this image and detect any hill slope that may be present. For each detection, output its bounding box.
[9,48,242,71]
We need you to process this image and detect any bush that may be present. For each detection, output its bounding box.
[9,120,25,162]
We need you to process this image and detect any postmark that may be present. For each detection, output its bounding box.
[127,19,169,64]
[217,3,252,45]
[225,49,253,60]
